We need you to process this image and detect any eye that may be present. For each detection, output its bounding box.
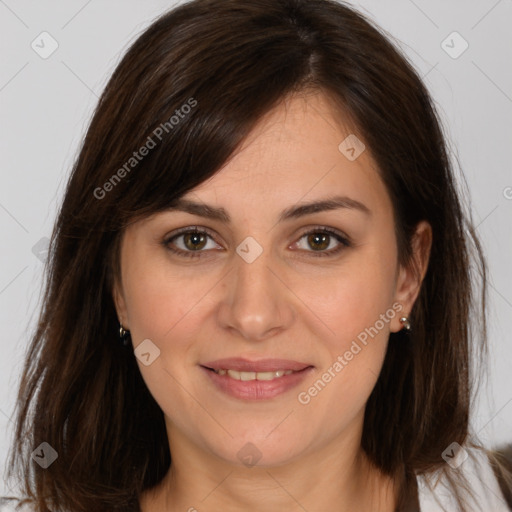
[162,226,221,259]
[292,227,351,257]
[162,225,351,260]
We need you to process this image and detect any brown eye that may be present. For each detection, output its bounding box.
[294,227,351,257]
[163,227,220,259]
[183,232,208,251]
[307,233,330,251]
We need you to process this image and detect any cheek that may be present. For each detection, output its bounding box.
[122,253,213,343]
[294,244,397,405]
[121,260,214,422]
[299,250,397,347]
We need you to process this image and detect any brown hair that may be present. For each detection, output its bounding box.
[5,0,510,510]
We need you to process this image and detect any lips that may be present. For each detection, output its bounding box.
[201,357,312,373]
[200,362,314,400]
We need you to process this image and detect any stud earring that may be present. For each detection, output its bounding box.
[399,316,412,332]
[119,322,131,346]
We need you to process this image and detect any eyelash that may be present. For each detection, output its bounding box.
[162,225,351,259]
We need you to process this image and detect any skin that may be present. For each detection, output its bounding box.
[113,91,432,512]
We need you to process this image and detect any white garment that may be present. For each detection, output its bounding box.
[1,448,509,511]
[0,501,33,512]
[417,446,509,511]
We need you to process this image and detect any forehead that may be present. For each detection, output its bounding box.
[185,91,391,219]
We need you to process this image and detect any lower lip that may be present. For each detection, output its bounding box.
[200,366,314,400]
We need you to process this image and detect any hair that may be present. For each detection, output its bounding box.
[5,0,511,510]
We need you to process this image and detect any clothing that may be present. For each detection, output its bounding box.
[416,446,510,511]
[0,501,33,512]
[1,447,509,511]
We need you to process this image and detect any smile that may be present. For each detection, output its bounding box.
[212,369,295,380]
[201,364,314,400]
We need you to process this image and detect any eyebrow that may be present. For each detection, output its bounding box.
[165,195,371,223]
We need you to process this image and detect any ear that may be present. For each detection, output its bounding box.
[112,276,130,330]
[390,220,432,333]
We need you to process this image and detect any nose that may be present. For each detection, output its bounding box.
[216,241,295,342]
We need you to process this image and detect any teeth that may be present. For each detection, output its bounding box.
[215,369,295,381]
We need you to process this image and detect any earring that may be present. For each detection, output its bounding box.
[119,322,131,346]
[399,316,412,332]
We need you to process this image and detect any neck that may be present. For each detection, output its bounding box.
[140,419,398,512]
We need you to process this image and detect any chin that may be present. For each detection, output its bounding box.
[208,431,310,469]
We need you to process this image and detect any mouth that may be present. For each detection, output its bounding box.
[207,368,297,381]
[202,357,312,373]
[200,358,314,400]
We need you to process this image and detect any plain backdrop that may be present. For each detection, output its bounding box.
[1,0,511,496]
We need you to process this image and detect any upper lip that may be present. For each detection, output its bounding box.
[201,357,313,373]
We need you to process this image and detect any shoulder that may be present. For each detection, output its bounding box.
[417,445,510,511]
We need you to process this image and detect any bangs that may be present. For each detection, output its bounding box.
[91,3,322,229]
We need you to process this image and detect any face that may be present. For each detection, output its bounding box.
[113,91,429,469]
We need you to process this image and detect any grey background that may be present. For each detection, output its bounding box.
[1,0,511,496]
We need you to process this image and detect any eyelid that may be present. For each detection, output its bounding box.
[292,224,351,245]
[163,225,218,241]
[289,225,351,258]
[162,225,223,257]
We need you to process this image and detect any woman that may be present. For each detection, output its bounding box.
[3,0,512,510]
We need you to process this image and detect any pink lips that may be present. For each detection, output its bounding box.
[200,357,314,401]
